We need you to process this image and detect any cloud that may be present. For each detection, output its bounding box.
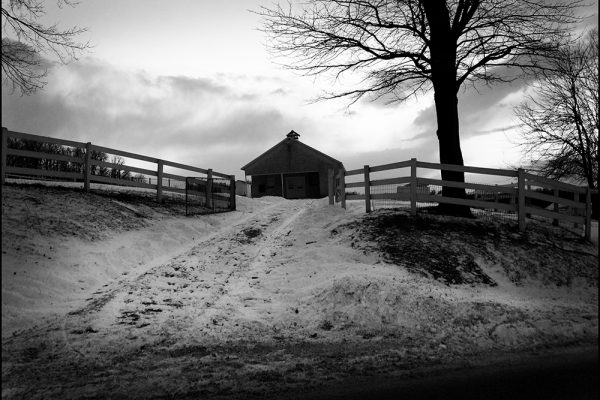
[471,124,522,136]
[1,58,305,177]
[413,69,529,140]
[2,57,528,180]
[412,105,436,130]
[270,88,288,96]
[159,75,230,95]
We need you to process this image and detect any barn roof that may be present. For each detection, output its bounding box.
[241,131,344,172]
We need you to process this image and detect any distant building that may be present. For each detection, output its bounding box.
[241,130,344,199]
[235,180,248,196]
[397,183,430,195]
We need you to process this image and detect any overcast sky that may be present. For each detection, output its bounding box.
[2,0,598,181]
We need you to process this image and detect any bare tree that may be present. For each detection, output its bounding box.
[1,0,90,95]
[515,28,598,190]
[109,155,131,180]
[257,0,582,215]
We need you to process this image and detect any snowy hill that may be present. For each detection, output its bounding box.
[1,181,598,399]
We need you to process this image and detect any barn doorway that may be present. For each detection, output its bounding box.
[283,172,320,199]
[285,175,306,199]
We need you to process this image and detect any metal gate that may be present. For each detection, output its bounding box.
[185,177,235,216]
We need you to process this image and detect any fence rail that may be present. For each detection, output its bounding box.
[185,177,235,216]
[329,158,598,241]
[1,127,236,211]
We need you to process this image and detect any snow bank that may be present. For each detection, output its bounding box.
[2,183,598,399]
[1,183,269,336]
[2,182,597,352]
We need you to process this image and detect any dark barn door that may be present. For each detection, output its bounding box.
[252,174,283,197]
[285,175,306,199]
[284,172,320,199]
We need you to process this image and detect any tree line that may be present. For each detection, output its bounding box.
[6,137,146,181]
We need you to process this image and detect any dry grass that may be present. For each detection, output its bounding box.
[342,209,598,287]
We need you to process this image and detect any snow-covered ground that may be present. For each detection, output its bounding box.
[2,181,258,335]
[1,181,598,399]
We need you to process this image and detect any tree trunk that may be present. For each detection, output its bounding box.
[432,86,473,217]
[423,0,472,217]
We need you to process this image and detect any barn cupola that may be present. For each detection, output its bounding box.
[286,130,300,140]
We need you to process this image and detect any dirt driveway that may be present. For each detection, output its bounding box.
[2,197,597,399]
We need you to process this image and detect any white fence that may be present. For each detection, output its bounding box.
[329,158,597,241]
[1,127,235,207]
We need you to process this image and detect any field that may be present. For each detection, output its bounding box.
[1,181,598,399]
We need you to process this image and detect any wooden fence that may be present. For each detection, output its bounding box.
[1,127,236,209]
[328,158,597,241]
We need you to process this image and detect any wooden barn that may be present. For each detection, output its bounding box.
[241,130,344,199]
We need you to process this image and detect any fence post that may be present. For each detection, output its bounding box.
[206,169,213,209]
[340,168,346,210]
[573,192,580,229]
[525,184,531,218]
[1,127,7,185]
[410,158,417,216]
[328,168,334,205]
[84,142,91,192]
[552,188,559,226]
[185,177,189,216]
[157,159,164,203]
[335,171,340,203]
[494,185,499,212]
[230,175,236,211]
[585,187,591,241]
[364,165,371,213]
[518,168,525,232]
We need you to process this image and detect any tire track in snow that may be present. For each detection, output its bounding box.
[197,200,316,328]
[63,198,290,316]
[57,199,316,351]
[46,198,302,352]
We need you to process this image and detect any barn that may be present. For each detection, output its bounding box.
[241,130,344,199]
